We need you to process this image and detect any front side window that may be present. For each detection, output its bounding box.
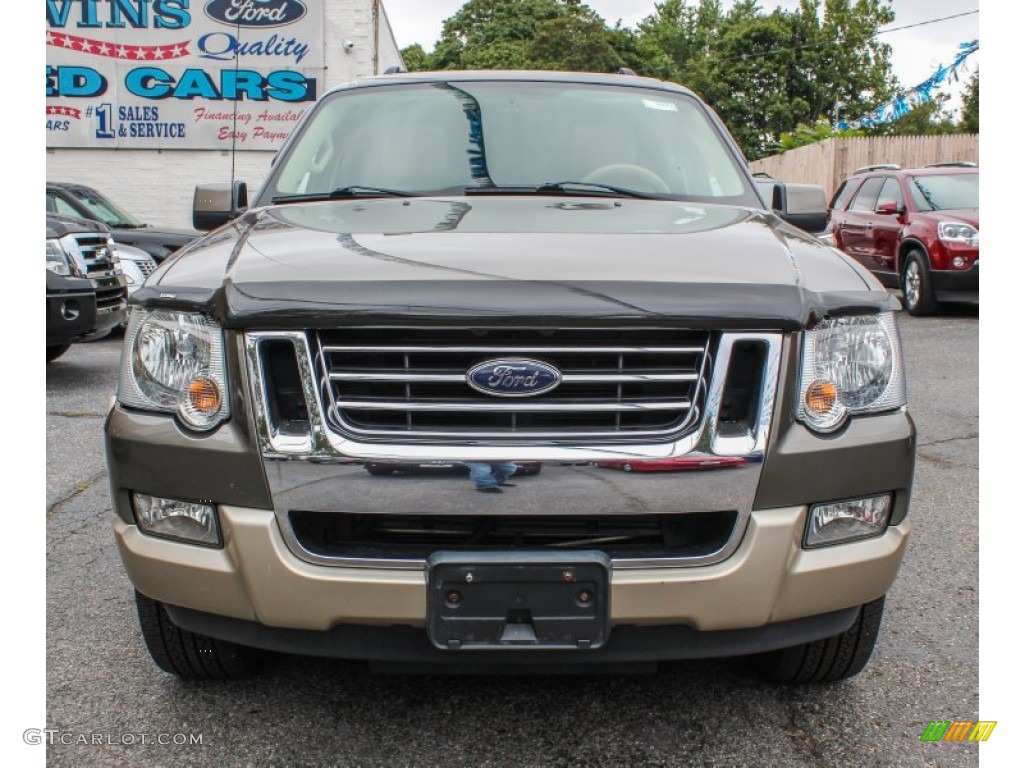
[876,178,904,210]
[263,81,756,205]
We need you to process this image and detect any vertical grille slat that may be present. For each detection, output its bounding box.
[311,328,713,442]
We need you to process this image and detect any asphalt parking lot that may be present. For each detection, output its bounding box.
[44,307,979,767]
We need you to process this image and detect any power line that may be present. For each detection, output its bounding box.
[878,10,979,37]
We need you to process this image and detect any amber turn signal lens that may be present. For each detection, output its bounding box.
[187,377,221,415]
[804,379,838,414]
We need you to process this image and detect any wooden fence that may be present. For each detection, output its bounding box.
[748,134,978,196]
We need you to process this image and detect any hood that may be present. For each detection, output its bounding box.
[138,197,895,329]
[46,214,108,239]
[914,209,979,228]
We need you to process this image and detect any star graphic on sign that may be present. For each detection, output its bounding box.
[133,47,147,59]
[62,35,75,48]
[98,42,112,57]
[170,44,187,57]
[116,46,129,58]
[46,32,55,45]
[79,39,93,53]
[152,47,167,59]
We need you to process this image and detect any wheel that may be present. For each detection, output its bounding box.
[582,164,670,194]
[750,596,885,684]
[365,464,396,476]
[134,591,264,680]
[46,345,70,363]
[901,249,938,316]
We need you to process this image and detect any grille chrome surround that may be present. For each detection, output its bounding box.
[313,329,713,443]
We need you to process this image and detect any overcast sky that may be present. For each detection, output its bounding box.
[381,0,980,109]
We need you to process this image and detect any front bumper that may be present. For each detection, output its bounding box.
[46,288,97,346]
[115,503,909,633]
[931,262,979,303]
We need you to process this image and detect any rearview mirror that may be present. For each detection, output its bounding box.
[193,181,248,231]
[770,182,828,235]
[874,201,903,216]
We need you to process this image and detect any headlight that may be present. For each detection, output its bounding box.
[797,312,906,433]
[118,309,229,430]
[46,238,72,275]
[46,237,87,277]
[938,221,979,246]
[119,259,144,292]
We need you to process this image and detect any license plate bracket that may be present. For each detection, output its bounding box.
[426,551,610,651]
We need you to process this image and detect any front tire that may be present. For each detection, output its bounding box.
[751,596,885,684]
[134,591,264,680]
[901,250,938,316]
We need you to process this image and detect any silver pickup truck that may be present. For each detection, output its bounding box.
[105,71,914,683]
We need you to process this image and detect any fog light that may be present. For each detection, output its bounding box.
[804,494,892,548]
[132,493,221,547]
[952,255,967,268]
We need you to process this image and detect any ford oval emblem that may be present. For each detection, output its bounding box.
[467,359,562,398]
[205,0,307,28]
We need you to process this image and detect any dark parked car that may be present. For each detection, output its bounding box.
[829,163,978,315]
[46,182,199,262]
[107,70,913,683]
[46,214,127,361]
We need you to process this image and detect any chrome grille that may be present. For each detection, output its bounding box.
[314,328,713,442]
[73,234,114,278]
[73,234,125,311]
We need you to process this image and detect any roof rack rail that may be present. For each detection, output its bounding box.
[924,161,978,168]
[383,66,406,75]
[853,164,901,174]
[615,67,637,75]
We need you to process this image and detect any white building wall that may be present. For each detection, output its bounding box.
[46,1,404,230]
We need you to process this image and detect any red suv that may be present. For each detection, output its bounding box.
[829,163,978,315]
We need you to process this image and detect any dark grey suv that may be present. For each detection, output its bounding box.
[106,71,914,683]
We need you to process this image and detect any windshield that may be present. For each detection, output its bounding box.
[67,186,144,227]
[907,173,978,211]
[264,81,754,204]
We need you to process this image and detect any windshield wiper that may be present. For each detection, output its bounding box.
[538,181,662,199]
[272,186,415,204]
[464,182,660,200]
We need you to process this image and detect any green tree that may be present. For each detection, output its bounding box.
[633,0,896,158]
[430,0,569,71]
[400,43,431,72]
[779,118,863,151]
[960,68,979,133]
[529,8,624,72]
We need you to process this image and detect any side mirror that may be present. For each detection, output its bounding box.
[874,201,903,216]
[193,181,248,231]
[775,182,828,234]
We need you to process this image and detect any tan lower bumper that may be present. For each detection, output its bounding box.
[115,505,909,632]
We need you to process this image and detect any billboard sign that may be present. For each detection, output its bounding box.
[45,1,324,149]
